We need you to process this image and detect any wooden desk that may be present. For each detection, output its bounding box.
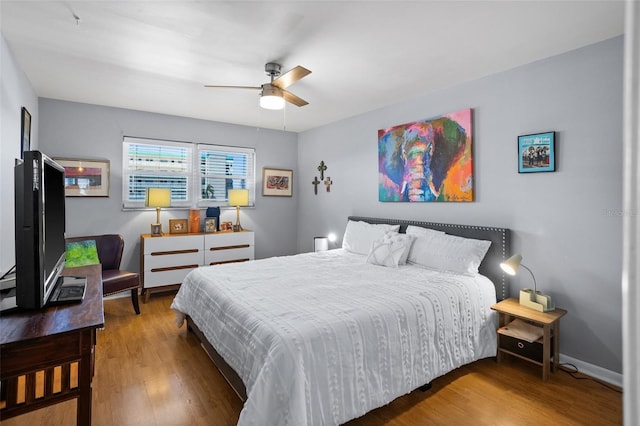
[0,265,104,425]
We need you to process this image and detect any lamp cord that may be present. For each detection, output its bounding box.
[520,263,537,293]
[559,363,622,393]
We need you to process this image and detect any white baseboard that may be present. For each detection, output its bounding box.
[559,353,623,388]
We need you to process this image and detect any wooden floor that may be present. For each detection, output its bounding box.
[2,293,622,426]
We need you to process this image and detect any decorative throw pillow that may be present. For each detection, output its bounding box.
[342,220,400,255]
[408,232,492,276]
[366,233,415,267]
[65,240,100,268]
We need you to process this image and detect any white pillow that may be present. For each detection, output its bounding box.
[408,232,492,276]
[406,226,445,265]
[366,233,415,267]
[405,225,445,237]
[342,221,400,255]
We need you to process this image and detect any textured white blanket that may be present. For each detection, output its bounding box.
[171,249,497,426]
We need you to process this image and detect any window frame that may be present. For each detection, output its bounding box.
[122,136,255,210]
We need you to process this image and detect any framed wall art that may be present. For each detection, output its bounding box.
[263,168,293,197]
[21,107,31,159]
[53,158,110,197]
[378,108,473,202]
[518,131,556,173]
[169,219,188,234]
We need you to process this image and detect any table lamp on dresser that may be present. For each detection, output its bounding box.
[145,188,171,236]
[228,189,249,232]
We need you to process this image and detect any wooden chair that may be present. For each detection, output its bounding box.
[66,234,140,314]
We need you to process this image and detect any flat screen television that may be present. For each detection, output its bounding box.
[14,150,67,309]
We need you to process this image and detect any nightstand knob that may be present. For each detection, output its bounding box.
[517,342,525,349]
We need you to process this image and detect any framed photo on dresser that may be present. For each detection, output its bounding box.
[169,219,188,234]
[204,217,217,233]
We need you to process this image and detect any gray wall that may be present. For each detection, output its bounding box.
[297,36,624,374]
[1,30,624,377]
[0,36,38,275]
[38,99,299,271]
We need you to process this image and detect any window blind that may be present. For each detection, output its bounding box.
[122,137,255,209]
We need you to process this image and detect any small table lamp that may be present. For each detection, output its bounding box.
[500,254,555,312]
[146,188,171,237]
[314,234,337,252]
[228,189,249,232]
[314,237,329,252]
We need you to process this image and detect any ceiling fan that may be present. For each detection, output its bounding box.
[205,63,311,110]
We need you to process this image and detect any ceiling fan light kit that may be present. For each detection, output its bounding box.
[259,84,286,110]
[206,62,311,110]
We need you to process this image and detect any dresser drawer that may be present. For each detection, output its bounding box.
[144,251,202,270]
[143,267,198,288]
[143,234,203,254]
[204,231,254,248]
[205,247,254,265]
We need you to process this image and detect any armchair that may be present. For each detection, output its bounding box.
[66,234,140,314]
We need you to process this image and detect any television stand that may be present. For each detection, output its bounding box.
[0,264,104,425]
[0,277,17,312]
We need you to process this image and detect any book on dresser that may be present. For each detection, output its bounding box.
[140,231,255,302]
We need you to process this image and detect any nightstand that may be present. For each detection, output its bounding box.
[490,298,567,381]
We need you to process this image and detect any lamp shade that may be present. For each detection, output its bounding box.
[145,188,171,208]
[260,95,285,110]
[314,237,329,252]
[260,84,285,110]
[500,254,523,276]
[228,189,249,207]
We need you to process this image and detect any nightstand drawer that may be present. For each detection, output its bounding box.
[499,334,551,363]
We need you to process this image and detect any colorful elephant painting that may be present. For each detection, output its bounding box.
[378,108,473,202]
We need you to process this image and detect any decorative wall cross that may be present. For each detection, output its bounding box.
[317,161,327,180]
[324,176,333,192]
[312,176,321,195]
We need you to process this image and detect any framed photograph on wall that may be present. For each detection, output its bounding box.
[518,131,556,173]
[53,158,110,197]
[169,219,188,234]
[262,168,293,197]
[21,107,31,159]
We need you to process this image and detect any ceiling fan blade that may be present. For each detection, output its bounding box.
[282,89,308,107]
[272,66,311,90]
[204,85,261,90]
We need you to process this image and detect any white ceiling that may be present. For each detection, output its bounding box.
[1,1,625,133]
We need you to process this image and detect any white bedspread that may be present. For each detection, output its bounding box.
[171,249,497,426]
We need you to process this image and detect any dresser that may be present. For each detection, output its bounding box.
[140,231,255,302]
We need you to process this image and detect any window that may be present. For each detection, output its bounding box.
[123,137,255,209]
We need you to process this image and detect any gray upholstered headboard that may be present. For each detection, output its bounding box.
[348,216,511,300]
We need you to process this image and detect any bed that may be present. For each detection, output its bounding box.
[171,216,511,425]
